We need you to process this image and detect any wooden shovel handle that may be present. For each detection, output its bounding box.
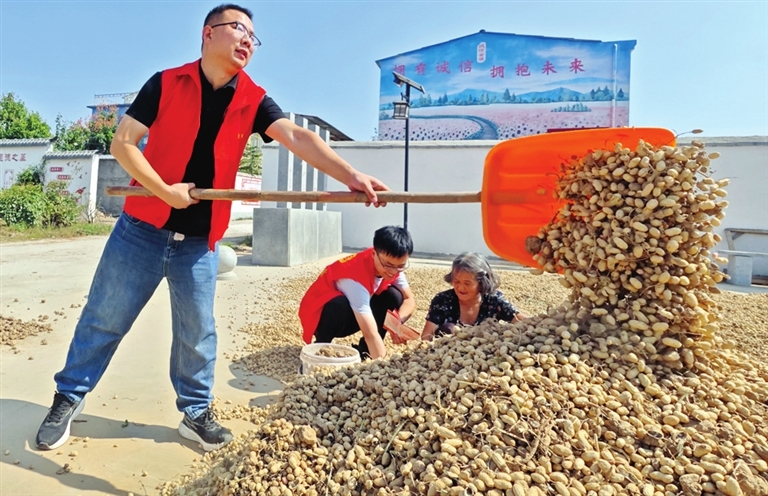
[105,186,482,204]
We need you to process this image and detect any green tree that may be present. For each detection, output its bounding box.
[54,105,118,154]
[239,134,263,175]
[0,92,52,139]
[54,115,89,151]
[15,163,45,186]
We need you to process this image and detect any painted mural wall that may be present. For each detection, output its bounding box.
[42,152,100,215]
[0,140,52,188]
[0,141,100,216]
[377,31,635,141]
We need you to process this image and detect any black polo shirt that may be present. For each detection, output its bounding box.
[125,62,286,236]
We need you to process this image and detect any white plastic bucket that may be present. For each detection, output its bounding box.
[300,343,361,375]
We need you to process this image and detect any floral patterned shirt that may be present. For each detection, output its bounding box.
[425,289,519,326]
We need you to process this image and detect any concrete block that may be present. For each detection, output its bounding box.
[318,210,342,256]
[251,208,342,266]
[728,255,753,287]
[95,157,132,216]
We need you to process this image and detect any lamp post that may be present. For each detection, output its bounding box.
[391,71,425,231]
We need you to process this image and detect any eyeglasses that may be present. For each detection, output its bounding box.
[375,251,409,272]
[209,21,262,50]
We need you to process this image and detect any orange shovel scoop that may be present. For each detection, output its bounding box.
[106,127,675,267]
[481,127,675,267]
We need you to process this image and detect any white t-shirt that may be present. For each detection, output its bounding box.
[336,273,409,315]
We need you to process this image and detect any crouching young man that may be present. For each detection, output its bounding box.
[299,226,415,360]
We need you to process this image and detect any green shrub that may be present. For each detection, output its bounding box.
[16,163,45,186]
[42,181,82,227]
[0,184,47,227]
[0,181,83,228]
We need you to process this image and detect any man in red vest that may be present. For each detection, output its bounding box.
[35,3,387,452]
[299,226,416,361]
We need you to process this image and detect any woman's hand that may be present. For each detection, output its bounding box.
[421,321,438,342]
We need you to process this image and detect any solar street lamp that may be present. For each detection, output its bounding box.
[392,71,425,231]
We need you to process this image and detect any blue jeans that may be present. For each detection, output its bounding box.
[54,212,219,419]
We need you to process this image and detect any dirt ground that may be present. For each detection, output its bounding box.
[0,221,300,496]
[1,221,766,496]
[0,221,501,496]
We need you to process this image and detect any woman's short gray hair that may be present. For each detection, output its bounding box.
[444,252,500,295]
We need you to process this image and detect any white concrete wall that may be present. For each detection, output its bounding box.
[264,140,494,257]
[43,152,100,216]
[0,142,100,217]
[0,141,53,188]
[231,172,261,219]
[262,144,279,208]
[263,137,767,266]
[687,138,768,274]
[328,141,494,257]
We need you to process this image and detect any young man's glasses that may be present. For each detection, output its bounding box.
[375,251,409,272]
[209,21,262,50]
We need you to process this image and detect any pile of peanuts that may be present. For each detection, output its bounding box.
[527,139,729,373]
[1,315,52,350]
[161,139,768,496]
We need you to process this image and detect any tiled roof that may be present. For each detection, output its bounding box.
[676,136,768,147]
[0,138,52,147]
[43,150,98,159]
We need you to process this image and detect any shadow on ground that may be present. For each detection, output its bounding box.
[0,398,192,495]
[228,344,301,393]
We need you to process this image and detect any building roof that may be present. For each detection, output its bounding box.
[0,138,53,147]
[295,114,354,141]
[676,136,768,147]
[93,92,138,106]
[376,30,633,66]
[43,150,98,159]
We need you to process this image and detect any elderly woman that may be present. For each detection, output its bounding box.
[421,252,528,341]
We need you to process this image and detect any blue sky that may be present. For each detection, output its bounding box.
[1,0,766,140]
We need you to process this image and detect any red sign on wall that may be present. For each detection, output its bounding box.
[239,176,262,206]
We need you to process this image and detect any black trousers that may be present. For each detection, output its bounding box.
[313,286,403,359]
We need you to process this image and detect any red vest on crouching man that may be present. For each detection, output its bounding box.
[299,248,399,344]
[123,60,267,251]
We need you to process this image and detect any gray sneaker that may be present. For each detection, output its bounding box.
[35,393,85,450]
[178,407,233,451]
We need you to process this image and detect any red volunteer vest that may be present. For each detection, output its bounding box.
[123,60,267,250]
[299,248,399,344]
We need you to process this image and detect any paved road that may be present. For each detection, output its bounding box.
[412,114,499,139]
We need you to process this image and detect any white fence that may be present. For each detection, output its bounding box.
[0,140,100,217]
